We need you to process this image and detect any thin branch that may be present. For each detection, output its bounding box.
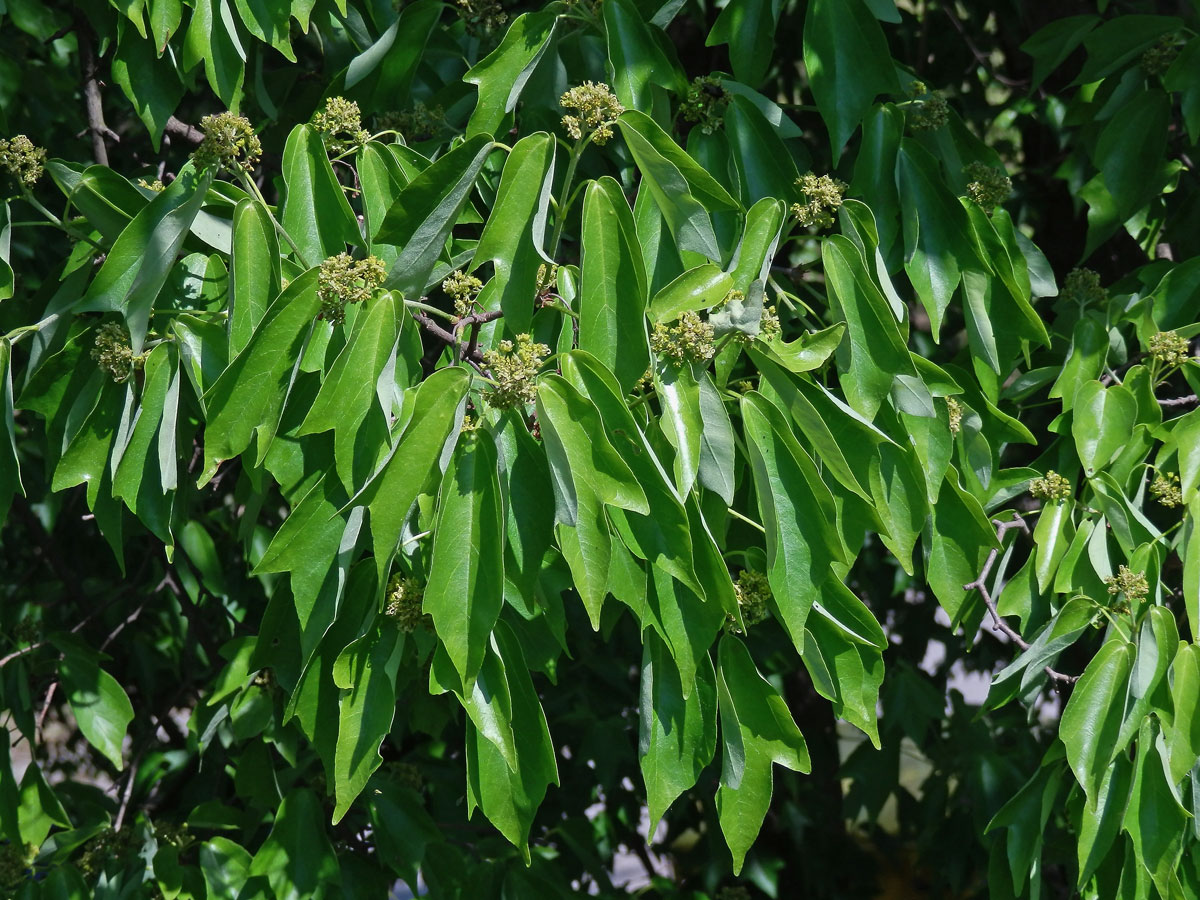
[77,16,118,167]
[413,311,487,368]
[164,116,205,145]
[941,5,1028,88]
[1159,394,1198,408]
[964,513,1080,690]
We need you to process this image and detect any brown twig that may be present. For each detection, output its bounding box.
[1159,394,1198,408]
[164,116,205,145]
[413,311,489,369]
[964,514,1080,690]
[77,15,118,166]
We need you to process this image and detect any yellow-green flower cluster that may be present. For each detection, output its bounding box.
[680,75,729,135]
[381,102,445,143]
[1151,472,1182,508]
[313,96,370,155]
[317,253,386,325]
[91,322,145,383]
[443,269,484,318]
[1061,267,1105,309]
[388,760,425,792]
[456,0,507,36]
[560,82,624,146]
[1104,565,1149,605]
[0,842,33,888]
[192,112,262,174]
[964,161,1012,213]
[483,334,550,408]
[385,574,428,633]
[0,134,46,188]
[77,828,136,877]
[907,84,948,132]
[729,570,772,633]
[154,822,193,851]
[1148,330,1190,367]
[758,304,781,341]
[536,262,559,300]
[791,173,847,229]
[137,177,165,192]
[1030,470,1071,501]
[1140,33,1180,76]
[946,396,963,435]
[651,311,716,366]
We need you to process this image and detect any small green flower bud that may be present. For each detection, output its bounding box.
[680,75,730,135]
[0,134,46,188]
[791,173,847,229]
[964,161,1012,213]
[560,82,624,146]
[946,396,963,435]
[1140,33,1179,76]
[483,334,550,408]
[1104,565,1148,605]
[536,263,559,299]
[1148,330,1190,368]
[443,269,484,318]
[727,570,772,633]
[1061,268,1105,309]
[317,253,386,325]
[192,112,262,174]
[456,0,507,36]
[757,304,782,342]
[385,575,429,633]
[651,311,716,366]
[91,322,145,383]
[1150,472,1182,508]
[908,88,948,131]
[1030,470,1071,501]
[312,97,370,155]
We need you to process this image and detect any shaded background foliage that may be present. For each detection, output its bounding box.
[1,1,1199,899]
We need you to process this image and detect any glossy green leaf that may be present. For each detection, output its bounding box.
[0,341,22,526]
[803,0,899,154]
[648,264,733,323]
[654,361,703,496]
[716,635,810,874]
[376,135,494,298]
[1072,381,1137,476]
[111,25,186,147]
[578,177,650,392]
[603,0,685,110]
[280,124,360,266]
[58,647,135,770]
[464,11,558,137]
[1033,499,1074,593]
[1020,14,1100,90]
[471,132,555,333]
[640,628,717,832]
[1061,639,1134,802]
[229,198,281,356]
[925,468,999,627]
[181,0,245,107]
[247,789,340,896]
[706,0,781,88]
[1122,717,1187,899]
[725,95,800,205]
[424,431,505,689]
[697,372,736,504]
[200,269,320,484]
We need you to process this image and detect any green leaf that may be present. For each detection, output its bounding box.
[150,0,183,52]
[896,140,972,339]
[199,269,320,485]
[640,629,717,832]
[425,431,506,689]
[200,839,253,900]
[697,372,736,504]
[728,197,785,294]
[1019,15,1100,91]
[603,0,685,111]
[332,621,404,822]
[536,374,649,518]
[803,0,899,154]
[801,601,884,746]
[725,95,800,205]
[181,0,246,109]
[58,647,135,770]
[716,635,810,874]
[1095,91,1170,222]
[1032,499,1074,593]
[111,25,186,147]
[465,622,558,860]
[618,110,740,260]
[1075,14,1182,84]
[1121,718,1187,899]
[464,11,558,137]
[355,366,469,582]
[0,341,22,526]
[0,729,22,845]
[741,391,845,652]
[1049,314,1108,411]
[472,133,555,333]
[344,0,440,107]
[247,789,340,896]
[1164,642,1200,785]
[648,264,733,323]
[985,763,1065,894]
[280,124,361,266]
[112,343,176,545]
[78,164,214,352]
[653,361,703,496]
[1072,381,1137,476]
[18,760,71,848]
[229,198,281,356]
[706,0,781,87]
[375,134,494,298]
[823,233,915,418]
[578,177,650,393]
[1077,751,1132,889]
[431,639,518,770]
[232,0,296,60]
[925,468,1000,627]
[760,323,845,374]
[1061,638,1134,802]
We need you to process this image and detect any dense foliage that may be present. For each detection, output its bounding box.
[2,0,1200,897]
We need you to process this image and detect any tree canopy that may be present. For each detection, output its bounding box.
[2,0,1200,898]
